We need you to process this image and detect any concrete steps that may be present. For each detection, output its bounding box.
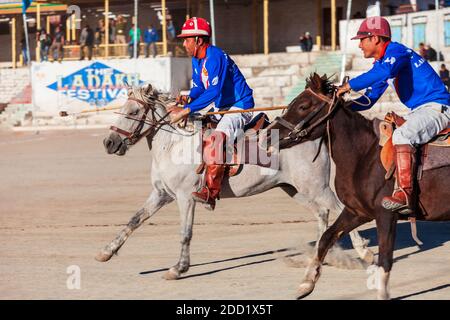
[284,52,351,104]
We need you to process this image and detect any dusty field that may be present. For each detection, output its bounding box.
[0,128,449,300]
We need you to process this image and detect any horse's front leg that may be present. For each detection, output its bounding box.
[316,188,374,264]
[95,189,173,262]
[297,208,370,299]
[374,211,397,300]
[163,195,196,280]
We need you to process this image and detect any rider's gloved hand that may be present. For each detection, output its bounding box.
[336,82,351,98]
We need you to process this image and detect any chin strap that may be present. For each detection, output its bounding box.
[193,36,200,58]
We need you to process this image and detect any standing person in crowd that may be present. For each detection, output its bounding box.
[50,25,65,63]
[167,19,176,40]
[79,24,95,61]
[95,19,105,56]
[109,18,116,44]
[37,29,51,62]
[20,34,28,66]
[299,32,313,52]
[144,24,159,58]
[440,63,450,91]
[115,15,127,56]
[128,23,142,58]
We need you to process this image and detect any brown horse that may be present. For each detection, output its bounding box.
[265,73,450,299]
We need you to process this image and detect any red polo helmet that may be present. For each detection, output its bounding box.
[351,16,391,40]
[177,17,211,38]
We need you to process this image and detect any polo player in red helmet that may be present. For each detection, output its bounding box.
[337,17,450,214]
[168,17,255,210]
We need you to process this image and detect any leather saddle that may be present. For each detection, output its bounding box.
[377,112,450,180]
[196,112,272,177]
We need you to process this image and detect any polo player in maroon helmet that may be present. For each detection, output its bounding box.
[337,17,450,214]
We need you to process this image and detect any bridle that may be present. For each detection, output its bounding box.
[273,87,339,143]
[110,96,172,145]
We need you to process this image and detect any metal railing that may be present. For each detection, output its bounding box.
[34,41,186,62]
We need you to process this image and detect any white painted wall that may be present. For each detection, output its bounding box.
[31,57,190,115]
[340,7,450,56]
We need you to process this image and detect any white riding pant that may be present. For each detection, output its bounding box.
[392,102,450,146]
[214,107,253,139]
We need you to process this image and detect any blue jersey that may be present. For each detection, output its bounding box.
[349,41,450,111]
[186,45,254,113]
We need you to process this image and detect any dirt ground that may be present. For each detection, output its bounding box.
[0,128,449,300]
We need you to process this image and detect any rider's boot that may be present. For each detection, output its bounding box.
[381,144,417,214]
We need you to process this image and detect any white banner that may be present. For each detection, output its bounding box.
[31,57,191,114]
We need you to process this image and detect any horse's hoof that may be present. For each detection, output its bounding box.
[95,251,113,262]
[163,268,180,280]
[296,280,315,299]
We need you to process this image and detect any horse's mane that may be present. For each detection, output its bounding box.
[129,84,174,108]
[305,73,336,96]
[306,73,376,133]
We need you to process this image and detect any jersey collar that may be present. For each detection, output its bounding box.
[376,40,391,62]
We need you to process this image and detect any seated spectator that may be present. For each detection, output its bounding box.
[418,42,428,60]
[425,44,437,61]
[352,11,364,19]
[440,64,450,91]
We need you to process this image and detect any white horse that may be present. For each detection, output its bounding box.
[96,83,373,281]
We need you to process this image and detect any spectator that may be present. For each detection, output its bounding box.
[115,15,127,56]
[418,42,428,59]
[128,23,142,58]
[440,63,450,91]
[109,19,116,44]
[167,19,176,40]
[50,25,65,63]
[144,24,159,58]
[299,32,313,52]
[37,29,51,62]
[20,34,28,66]
[425,44,437,62]
[95,19,105,56]
[352,11,364,19]
[79,24,95,60]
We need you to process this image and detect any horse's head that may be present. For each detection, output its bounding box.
[103,83,169,156]
[265,73,339,149]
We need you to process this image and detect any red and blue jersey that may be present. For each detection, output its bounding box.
[186,45,254,113]
[349,41,450,111]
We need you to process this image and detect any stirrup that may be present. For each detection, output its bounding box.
[381,188,413,215]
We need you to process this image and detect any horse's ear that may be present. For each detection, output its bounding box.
[311,73,322,92]
[143,83,153,96]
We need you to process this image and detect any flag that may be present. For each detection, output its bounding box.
[22,0,32,14]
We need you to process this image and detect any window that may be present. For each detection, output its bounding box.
[412,23,426,50]
[391,25,402,43]
[446,20,450,46]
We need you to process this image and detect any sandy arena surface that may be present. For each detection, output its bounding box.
[0,128,449,300]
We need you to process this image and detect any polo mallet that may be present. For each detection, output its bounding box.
[59,106,122,117]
